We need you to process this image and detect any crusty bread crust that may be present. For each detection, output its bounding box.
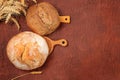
[7,31,49,70]
[26,2,60,35]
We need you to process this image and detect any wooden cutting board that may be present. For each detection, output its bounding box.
[0,0,120,80]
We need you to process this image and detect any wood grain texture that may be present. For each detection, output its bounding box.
[0,0,120,80]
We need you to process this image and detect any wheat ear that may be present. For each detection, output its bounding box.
[5,13,11,23]
[2,6,21,15]
[11,71,42,80]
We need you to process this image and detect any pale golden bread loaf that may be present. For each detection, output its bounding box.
[7,31,49,70]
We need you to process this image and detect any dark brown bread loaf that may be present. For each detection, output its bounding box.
[26,2,60,35]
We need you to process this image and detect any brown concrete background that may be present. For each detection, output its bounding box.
[0,0,120,80]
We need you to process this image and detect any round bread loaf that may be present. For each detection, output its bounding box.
[26,2,60,35]
[7,31,49,70]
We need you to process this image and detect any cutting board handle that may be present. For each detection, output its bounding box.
[59,16,70,23]
[52,39,68,47]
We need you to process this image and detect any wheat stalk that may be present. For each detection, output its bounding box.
[0,0,36,30]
